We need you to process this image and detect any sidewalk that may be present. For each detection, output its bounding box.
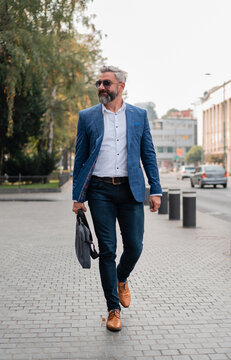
[0,181,231,360]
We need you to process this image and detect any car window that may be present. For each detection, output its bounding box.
[185,167,195,171]
[204,165,224,172]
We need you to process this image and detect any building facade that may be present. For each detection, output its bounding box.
[150,114,197,170]
[199,80,231,174]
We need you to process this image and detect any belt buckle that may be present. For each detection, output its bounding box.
[112,177,121,185]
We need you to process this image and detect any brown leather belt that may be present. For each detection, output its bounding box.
[92,175,128,185]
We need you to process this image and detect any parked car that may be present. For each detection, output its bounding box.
[190,165,227,188]
[177,166,195,180]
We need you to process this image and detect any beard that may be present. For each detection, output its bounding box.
[98,89,118,104]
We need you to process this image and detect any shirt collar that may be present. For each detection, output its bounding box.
[102,101,126,115]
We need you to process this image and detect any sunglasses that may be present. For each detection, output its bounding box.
[95,79,120,89]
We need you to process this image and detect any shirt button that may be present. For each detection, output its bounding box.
[117,139,119,141]
[117,153,119,155]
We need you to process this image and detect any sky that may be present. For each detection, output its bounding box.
[85,0,231,118]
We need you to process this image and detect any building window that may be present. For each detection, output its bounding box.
[167,147,174,153]
[153,135,163,141]
[164,122,174,129]
[157,146,164,153]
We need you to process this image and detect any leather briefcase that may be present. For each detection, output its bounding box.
[75,209,99,269]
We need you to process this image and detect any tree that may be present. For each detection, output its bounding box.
[184,146,203,164]
[135,102,158,120]
[161,108,179,119]
[0,0,103,175]
[7,75,46,157]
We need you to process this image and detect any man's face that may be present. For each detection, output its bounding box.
[97,72,123,104]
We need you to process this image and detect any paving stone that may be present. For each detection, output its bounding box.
[162,350,181,355]
[0,181,230,360]
[209,355,230,360]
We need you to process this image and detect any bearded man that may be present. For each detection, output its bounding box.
[72,65,162,331]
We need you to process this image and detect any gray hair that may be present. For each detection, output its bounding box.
[100,65,127,83]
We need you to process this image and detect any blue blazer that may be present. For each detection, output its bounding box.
[72,103,162,203]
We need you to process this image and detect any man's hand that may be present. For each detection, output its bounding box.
[72,202,87,215]
[149,196,161,212]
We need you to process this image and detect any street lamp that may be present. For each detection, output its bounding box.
[222,82,226,169]
[191,98,204,164]
[204,74,227,169]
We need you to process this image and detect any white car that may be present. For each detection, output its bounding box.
[177,166,195,180]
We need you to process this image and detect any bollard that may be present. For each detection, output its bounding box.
[169,189,180,220]
[144,187,150,206]
[158,188,168,214]
[182,191,196,228]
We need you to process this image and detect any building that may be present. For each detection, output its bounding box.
[198,80,231,174]
[151,111,197,170]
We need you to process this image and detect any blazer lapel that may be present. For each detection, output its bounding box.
[93,104,104,137]
[125,103,134,152]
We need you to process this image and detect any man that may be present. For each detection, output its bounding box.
[72,65,162,331]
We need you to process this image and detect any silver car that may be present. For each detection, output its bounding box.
[191,165,227,188]
[177,166,195,180]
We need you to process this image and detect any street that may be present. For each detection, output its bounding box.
[160,173,231,223]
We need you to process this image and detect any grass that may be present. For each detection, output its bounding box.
[0,180,59,189]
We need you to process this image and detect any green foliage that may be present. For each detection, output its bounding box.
[0,0,103,175]
[205,153,223,164]
[162,108,179,119]
[184,145,203,164]
[135,102,158,120]
[3,150,57,176]
[7,75,46,156]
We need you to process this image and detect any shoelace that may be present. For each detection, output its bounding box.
[108,309,120,319]
[118,282,127,291]
[119,283,129,296]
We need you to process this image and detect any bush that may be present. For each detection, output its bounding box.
[3,151,57,177]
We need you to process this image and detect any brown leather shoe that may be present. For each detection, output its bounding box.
[118,281,131,308]
[106,309,122,331]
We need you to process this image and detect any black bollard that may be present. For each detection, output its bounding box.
[182,191,196,228]
[169,189,180,220]
[144,187,150,206]
[158,188,168,214]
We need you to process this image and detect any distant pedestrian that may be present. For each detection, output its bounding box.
[72,65,162,331]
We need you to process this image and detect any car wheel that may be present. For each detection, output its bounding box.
[223,184,227,188]
[199,181,204,188]
[191,180,194,188]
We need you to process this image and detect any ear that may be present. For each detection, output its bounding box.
[120,82,125,91]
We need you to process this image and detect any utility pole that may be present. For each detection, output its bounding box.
[223,82,226,169]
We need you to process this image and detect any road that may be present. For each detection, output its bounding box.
[159,172,231,223]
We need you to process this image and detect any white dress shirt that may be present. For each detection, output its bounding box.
[93,102,128,177]
[93,102,161,197]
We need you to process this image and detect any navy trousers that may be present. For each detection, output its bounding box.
[87,177,144,311]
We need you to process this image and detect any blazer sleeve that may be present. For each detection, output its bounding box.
[140,111,162,195]
[72,112,89,201]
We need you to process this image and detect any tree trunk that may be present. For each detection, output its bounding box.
[48,85,56,154]
[0,147,4,179]
[69,148,72,171]
[63,149,68,170]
